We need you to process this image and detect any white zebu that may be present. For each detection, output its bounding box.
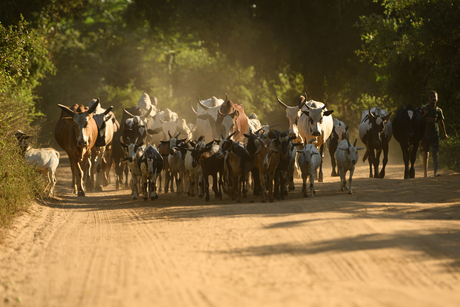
[299,100,334,182]
[191,96,224,141]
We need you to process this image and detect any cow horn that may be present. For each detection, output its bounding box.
[144,105,153,119]
[87,98,100,114]
[134,137,139,145]
[127,137,132,144]
[322,101,328,110]
[276,96,288,109]
[191,102,197,115]
[308,138,316,144]
[124,108,135,118]
[58,104,75,116]
[299,94,307,108]
[103,106,114,115]
[175,132,181,139]
[168,131,172,139]
[227,131,236,140]
[225,93,229,102]
[218,110,224,116]
[368,109,375,118]
[198,98,209,110]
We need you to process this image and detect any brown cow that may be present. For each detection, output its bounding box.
[215,94,249,142]
[55,99,100,196]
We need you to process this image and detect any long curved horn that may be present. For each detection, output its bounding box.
[353,139,358,147]
[103,106,114,115]
[368,109,375,118]
[144,105,153,119]
[218,110,224,116]
[299,94,307,109]
[225,93,229,102]
[322,101,328,110]
[88,97,100,114]
[124,108,135,118]
[58,104,75,116]
[276,96,288,109]
[191,101,197,115]
[198,98,209,110]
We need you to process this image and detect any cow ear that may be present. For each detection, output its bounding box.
[302,111,309,117]
[324,110,334,116]
[356,147,365,150]
[62,117,74,123]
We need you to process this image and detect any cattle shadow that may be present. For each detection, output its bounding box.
[214,229,460,271]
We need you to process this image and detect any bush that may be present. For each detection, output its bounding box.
[0,118,45,228]
[439,135,460,172]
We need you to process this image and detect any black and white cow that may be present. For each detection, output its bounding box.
[358,107,392,179]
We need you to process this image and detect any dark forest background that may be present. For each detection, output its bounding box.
[1,0,459,164]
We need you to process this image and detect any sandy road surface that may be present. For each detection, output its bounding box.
[1,152,460,307]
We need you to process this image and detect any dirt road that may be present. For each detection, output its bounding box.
[1,152,460,307]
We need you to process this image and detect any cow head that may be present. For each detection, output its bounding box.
[338,139,365,165]
[302,101,334,137]
[367,109,392,146]
[216,109,239,139]
[297,138,320,165]
[276,95,306,138]
[94,106,114,147]
[120,137,144,162]
[58,98,100,147]
[332,120,349,143]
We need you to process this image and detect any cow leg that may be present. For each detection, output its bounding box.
[339,167,346,191]
[132,173,139,199]
[76,160,86,197]
[280,170,287,200]
[302,173,308,198]
[142,179,148,200]
[124,164,129,189]
[260,170,267,203]
[268,173,275,203]
[152,171,159,200]
[318,144,324,182]
[348,167,354,194]
[236,175,243,203]
[379,144,389,179]
[198,174,204,198]
[310,173,315,198]
[274,170,280,200]
[330,143,338,176]
[252,168,261,196]
[399,143,410,179]
[409,144,417,179]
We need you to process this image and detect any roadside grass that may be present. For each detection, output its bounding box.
[0,121,45,230]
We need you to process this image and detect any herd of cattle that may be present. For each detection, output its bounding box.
[15,93,426,202]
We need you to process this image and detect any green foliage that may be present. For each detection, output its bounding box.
[357,0,460,134]
[438,135,460,172]
[0,16,54,228]
[0,108,45,228]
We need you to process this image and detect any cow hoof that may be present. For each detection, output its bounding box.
[348,190,353,195]
[237,199,242,203]
[133,196,138,200]
[379,173,385,179]
[262,199,266,203]
[199,194,203,198]
[78,191,86,197]
[206,195,210,201]
[96,186,103,192]
[303,194,308,198]
[144,197,148,200]
[269,198,274,203]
